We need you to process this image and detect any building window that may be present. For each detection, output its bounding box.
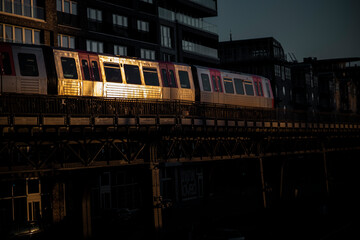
[58,34,75,49]
[137,20,149,32]
[112,14,128,27]
[274,65,281,77]
[1,0,44,19]
[160,25,172,48]
[140,48,155,60]
[0,24,40,44]
[285,67,291,80]
[86,40,103,53]
[57,0,77,15]
[87,8,102,22]
[114,45,127,56]
[140,0,153,3]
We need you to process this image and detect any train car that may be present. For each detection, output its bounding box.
[0,43,47,95]
[192,65,274,108]
[159,62,195,102]
[99,55,163,99]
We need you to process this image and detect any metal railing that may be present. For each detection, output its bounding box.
[1,94,359,125]
[159,7,218,34]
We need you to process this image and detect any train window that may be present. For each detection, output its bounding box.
[104,63,122,83]
[61,57,78,79]
[169,70,177,87]
[179,71,191,89]
[18,53,39,76]
[244,81,254,96]
[217,76,223,92]
[143,67,159,86]
[161,69,169,87]
[201,73,211,92]
[258,82,264,96]
[234,78,245,95]
[1,52,12,75]
[223,77,234,94]
[211,76,218,92]
[91,61,100,81]
[124,64,141,85]
[81,60,91,80]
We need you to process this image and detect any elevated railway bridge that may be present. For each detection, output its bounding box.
[1,94,359,238]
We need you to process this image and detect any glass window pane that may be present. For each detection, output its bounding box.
[224,78,234,94]
[81,60,90,80]
[244,81,254,96]
[24,0,31,17]
[14,0,22,15]
[217,76,222,92]
[169,70,176,87]
[61,57,78,79]
[62,35,68,48]
[15,27,22,43]
[211,76,218,92]
[179,71,190,89]
[104,63,122,83]
[162,69,169,87]
[71,2,77,15]
[69,37,75,49]
[97,11,102,21]
[64,1,70,13]
[34,31,40,45]
[57,0,62,11]
[124,64,141,85]
[25,29,32,44]
[234,78,244,95]
[18,53,39,76]
[5,26,13,42]
[201,73,211,92]
[91,61,100,81]
[143,67,159,86]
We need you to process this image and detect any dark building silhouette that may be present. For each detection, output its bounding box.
[0,0,219,65]
[292,57,360,113]
[219,37,292,110]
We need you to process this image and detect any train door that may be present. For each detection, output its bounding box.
[0,44,16,93]
[252,76,265,107]
[78,52,103,97]
[160,62,178,100]
[210,69,223,104]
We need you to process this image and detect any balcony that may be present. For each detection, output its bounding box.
[159,7,218,34]
[182,40,218,59]
[0,0,44,20]
[188,0,216,11]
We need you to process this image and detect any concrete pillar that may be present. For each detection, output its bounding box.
[82,185,92,239]
[52,182,66,223]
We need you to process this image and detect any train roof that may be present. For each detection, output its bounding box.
[193,65,270,80]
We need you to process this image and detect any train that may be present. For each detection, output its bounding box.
[0,42,274,109]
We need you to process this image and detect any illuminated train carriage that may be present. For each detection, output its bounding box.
[0,43,47,95]
[192,66,274,108]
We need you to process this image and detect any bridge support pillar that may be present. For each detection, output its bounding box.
[259,157,267,208]
[148,142,163,238]
[82,184,92,239]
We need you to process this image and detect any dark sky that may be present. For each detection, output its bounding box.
[207,0,360,62]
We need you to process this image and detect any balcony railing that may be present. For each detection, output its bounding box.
[182,40,218,59]
[0,0,44,20]
[189,0,216,11]
[159,7,218,34]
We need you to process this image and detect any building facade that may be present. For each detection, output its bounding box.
[219,37,292,110]
[292,57,360,114]
[0,0,219,65]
